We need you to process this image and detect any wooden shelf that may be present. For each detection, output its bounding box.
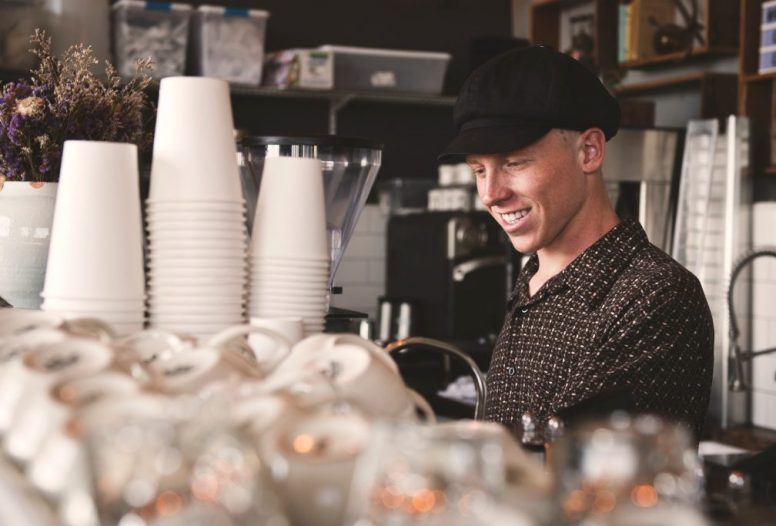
[743,71,776,84]
[616,72,737,124]
[2,67,457,108]
[618,46,739,70]
[615,72,708,95]
[229,85,457,107]
[739,0,775,177]
[530,0,592,8]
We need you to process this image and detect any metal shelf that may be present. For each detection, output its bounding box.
[1,68,456,134]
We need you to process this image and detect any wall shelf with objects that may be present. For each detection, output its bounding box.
[613,0,739,70]
[738,0,776,178]
[529,0,738,73]
[530,0,619,72]
[615,71,738,121]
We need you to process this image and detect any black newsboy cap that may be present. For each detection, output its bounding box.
[439,46,621,162]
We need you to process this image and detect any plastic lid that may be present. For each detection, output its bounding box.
[196,4,269,18]
[112,0,192,11]
[239,135,383,150]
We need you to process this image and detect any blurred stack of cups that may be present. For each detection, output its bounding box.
[146,77,248,340]
[249,156,329,336]
[41,141,146,335]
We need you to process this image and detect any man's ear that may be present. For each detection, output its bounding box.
[578,128,605,174]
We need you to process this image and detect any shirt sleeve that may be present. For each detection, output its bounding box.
[555,271,715,437]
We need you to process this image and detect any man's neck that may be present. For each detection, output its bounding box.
[529,206,620,297]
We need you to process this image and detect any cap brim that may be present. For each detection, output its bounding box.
[438,124,551,163]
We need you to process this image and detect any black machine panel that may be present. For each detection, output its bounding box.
[386,210,514,342]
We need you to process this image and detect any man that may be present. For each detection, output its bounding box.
[438,46,714,437]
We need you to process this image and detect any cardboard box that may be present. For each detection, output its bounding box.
[263,48,333,90]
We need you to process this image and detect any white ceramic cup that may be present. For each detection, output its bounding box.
[208,323,294,374]
[250,156,328,260]
[2,338,113,464]
[149,77,242,203]
[242,317,304,364]
[42,141,145,301]
[26,371,141,496]
[0,309,63,337]
[0,328,69,425]
[265,333,411,418]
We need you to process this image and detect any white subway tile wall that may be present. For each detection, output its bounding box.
[330,204,388,320]
[752,202,776,429]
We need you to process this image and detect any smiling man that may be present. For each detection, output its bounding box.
[439,46,714,437]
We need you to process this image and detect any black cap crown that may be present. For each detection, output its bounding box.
[439,46,620,161]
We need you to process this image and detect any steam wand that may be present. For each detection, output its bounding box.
[727,248,776,392]
[385,336,488,420]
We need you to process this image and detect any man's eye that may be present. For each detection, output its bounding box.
[506,160,524,168]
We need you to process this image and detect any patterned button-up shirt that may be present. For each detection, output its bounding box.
[484,220,714,436]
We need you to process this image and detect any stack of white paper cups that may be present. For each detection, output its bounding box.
[249,156,329,336]
[146,77,248,340]
[41,141,146,335]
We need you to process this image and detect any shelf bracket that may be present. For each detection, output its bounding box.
[328,94,355,134]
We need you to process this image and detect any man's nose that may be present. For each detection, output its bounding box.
[479,170,509,206]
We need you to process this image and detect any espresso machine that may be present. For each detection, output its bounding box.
[385,210,513,352]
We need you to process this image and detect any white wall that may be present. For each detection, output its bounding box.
[751,203,776,430]
[329,204,387,321]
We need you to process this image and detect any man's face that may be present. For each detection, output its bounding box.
[466,130,589,255]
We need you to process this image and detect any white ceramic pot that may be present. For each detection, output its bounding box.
[0,180,57,309]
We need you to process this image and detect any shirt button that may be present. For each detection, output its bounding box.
[507,366,516,376]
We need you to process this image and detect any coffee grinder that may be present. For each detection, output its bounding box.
[239,135,383,331]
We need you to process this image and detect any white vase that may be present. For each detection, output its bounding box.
[0,180,58,309]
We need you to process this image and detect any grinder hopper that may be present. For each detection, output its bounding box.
[239,135,383,289]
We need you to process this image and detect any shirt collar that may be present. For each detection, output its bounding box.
[509,220,650,309]
[558,220,650,308]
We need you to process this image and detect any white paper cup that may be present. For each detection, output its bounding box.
[252,257,330,268]
[251,307,326,319]
[148,280,247,292]
[40,297,146,312]
[149,77,242,203]
[148,237,247,249]
[250,156,328,260]
[146,207,246,217]
[250,273,330,285]
[148,252,248,264]
[145,200,245,211]
[146,220,247,232]
[147,231,246,243]
[42,141,145,301]
[252,265,330,276]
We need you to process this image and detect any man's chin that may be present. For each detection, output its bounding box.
[509,235,538,255]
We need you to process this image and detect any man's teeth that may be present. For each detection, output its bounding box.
[502,210,528,224]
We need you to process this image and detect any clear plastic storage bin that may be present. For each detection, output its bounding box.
[111,0,192,79]
[317,45,451,95]
[191,5,269,85]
